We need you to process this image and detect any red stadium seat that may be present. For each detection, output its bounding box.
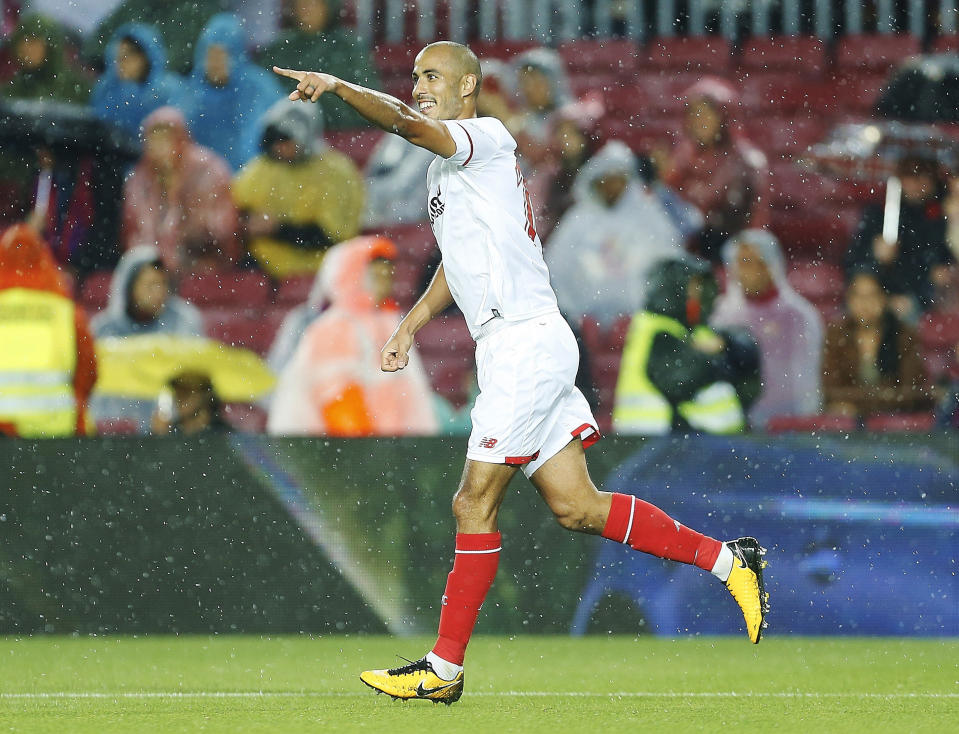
[825,71,890,114]
[275,275,315,306]
[369,222,435,262]
[767,162,828,209]
[206,310,284,356]
[739,36,827,76]
[835,34,921,73]
[223,403,268,433]
[558,39,640,75]
[919,310,959,350]
[180,270,270,308]
[769,205,858,260]
[416,316,475,407]
[470,39,538,61]
[95,417,141,436]
[325,129,384,170]
[932,34,959,54]
[786,260,845,308]
[373,42,420,76]
[644,36,732,73]
[766,414,857,434]
[80,270,113,310]
[744,115,828,157]
[864,412,935,433]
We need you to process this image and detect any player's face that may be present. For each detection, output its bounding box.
[412,48,463,120]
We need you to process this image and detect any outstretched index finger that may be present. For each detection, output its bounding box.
[272,66,306,81]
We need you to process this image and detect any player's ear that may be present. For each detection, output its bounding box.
[461,73,477,99]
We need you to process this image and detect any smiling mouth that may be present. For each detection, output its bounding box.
[418,100,437,112]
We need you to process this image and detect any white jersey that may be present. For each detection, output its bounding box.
[426,117,559,338]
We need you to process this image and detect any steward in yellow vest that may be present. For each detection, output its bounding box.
[613,258,760,435]
[0,224,98,437]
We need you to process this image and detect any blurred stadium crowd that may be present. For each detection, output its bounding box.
[1,0,959,439]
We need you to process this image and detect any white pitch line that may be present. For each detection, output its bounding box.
[1,692,957,700]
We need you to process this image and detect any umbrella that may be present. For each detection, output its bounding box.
[95,335,276,402]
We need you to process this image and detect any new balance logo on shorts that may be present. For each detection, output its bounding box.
[478,437,498,449]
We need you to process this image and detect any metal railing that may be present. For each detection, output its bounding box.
[351,0,959,45]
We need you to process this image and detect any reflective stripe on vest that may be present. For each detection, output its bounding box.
[613,312,743,435]
[0,288,77,437]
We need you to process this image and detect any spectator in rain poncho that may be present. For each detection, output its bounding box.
[90,244,204,339]
[268,236,438,436]
[184,13,283,171]
[0,224,97,437]
[545,140,685,328]
[256,0,379,131]
[712,229,823,429]
[2,13,90,103]
[363,135,434,227]
[233,98,364,278]
[89,23,186,139]
[90,244,204,433]
[662,77,770,263]
[508,48,573,170]
[121,106,239,274]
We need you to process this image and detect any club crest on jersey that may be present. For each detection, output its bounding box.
[428,185,445,224]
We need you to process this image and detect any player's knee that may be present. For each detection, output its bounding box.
[451,486,487,523]
[550,498,589,532]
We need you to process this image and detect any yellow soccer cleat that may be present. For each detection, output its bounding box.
[360,657,464,705]
[724,537,770,644]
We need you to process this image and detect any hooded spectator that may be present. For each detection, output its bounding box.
[88,245,203,434]
[84,0,224,75]
[151,371,231,435]
[89,23,186,138]
[3,13,90,103]
[363,135,434,227]
[233,99,364,278]
[613,258,758,435]
[822,272,931,419]
[712,229,823,429]
[90,245,204,339]
[185,13,282,171]
[268,236,437,436]
[545,140,685,328]
[256,0,379,131]
[845,154,954,320]
[121,106,239,274]
[0,224,96,437]
[509,48,573,170]
[662,77,770,262]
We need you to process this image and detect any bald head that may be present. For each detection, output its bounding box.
[418,41,482,98]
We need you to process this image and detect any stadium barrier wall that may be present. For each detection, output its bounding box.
[1,434,956,636]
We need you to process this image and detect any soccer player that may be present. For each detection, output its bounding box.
[273,42,769,706]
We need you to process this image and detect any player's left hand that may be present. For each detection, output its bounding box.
[273,66,335,103]
[381,331,413,372]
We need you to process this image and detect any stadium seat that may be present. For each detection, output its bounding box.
[769,205,858,260]
[370,222,434,263]
[739,36,827,76]
[558,39,640,75]
[765,414,857,433]
[919,310,959,350]
[223,403,268,433]
[274,275,315,306]
[325,129,384,169]
[767,162,828,209]
[373,42,420,76]
[786,260,845,311]
[80,270,113,310]
[416,315,475,407]
[644,36,732,73]
[931,34,959,54]
[470,39,538,61]
[95,417,141,436]
[180,270,271,308]
[745,115,828,157]
[864,412,935,433]
[835,34,921,73]
[825,71,890,114]
[205,310,284,356]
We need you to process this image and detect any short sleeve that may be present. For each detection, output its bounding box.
[441,118,509,167]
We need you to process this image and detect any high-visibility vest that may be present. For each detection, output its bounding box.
[612,312,745,435]
[0,288,77,437]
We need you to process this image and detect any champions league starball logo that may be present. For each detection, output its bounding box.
[429,185,445,224]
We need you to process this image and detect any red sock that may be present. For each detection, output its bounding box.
[432,532,501,665]
[601,493,721,571]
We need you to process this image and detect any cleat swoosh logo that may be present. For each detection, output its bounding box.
[416,680,458,697]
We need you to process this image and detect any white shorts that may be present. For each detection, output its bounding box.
[466,311,601,478]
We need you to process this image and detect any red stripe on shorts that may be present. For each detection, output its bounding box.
[505,450,540,465]
[571,423,602,449]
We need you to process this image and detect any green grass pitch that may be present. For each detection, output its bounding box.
[1,635,956,733]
